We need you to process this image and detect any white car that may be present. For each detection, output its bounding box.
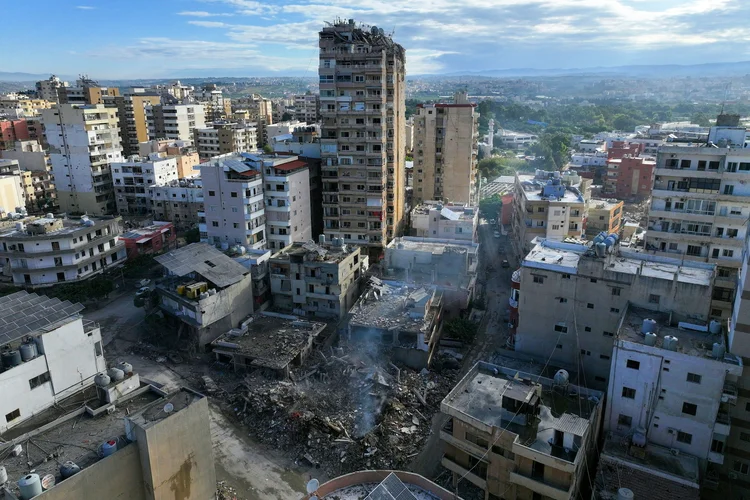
[493,231,501,238]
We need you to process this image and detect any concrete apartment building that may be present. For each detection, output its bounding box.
[269,238,367,320]
[0,292,106,434]
[111,155,179,215]
[440,361,603,500]
[0,119,30,150]
[146,103,205,142]
[413,92,479,205]
[0,159,27,214]
[59,76,120,105]
[193,121,258,161]
[104,92,162,157]
[514,237,715,389]
[251,154,312,251]
[293,93,320,123]
[0,384,215,500]
[411,201,477,242]
[1,139,49,172]
[196,83,231,122]
[586,198,623,235]
[150,177,204,230]
[155,243,255,347]
[35,75,69,102]
[319,19,407,253]
[603,155,656,200]
[199,153,266,250]
[645,133,750,319]
[511,171,591,255]
[0,215,126,285]
[41,104,123,215]
[592,305,742,499]
[137,139,200,178]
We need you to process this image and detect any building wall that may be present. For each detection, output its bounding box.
[0,174,26,213]
[411,207,477,241]
[151,184,203,230]
[176,152,200,178]
[587,201,623,234]
[1,147,48,172]
[265,168,312,251]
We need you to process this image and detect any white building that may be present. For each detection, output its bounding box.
[569,151,608,167]
[200,154,266,250]
[146,103,206,142]
[41,104,124,215]
[0,291,107,434]
[111,154,179,215]
[193,121,258,161]
[411,201,477,242]
[150,177,204,230]
[0,215,126,285]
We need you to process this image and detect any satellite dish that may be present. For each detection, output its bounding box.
[371,25,379,35]
[306,479,320,494]
[163,403,174,414]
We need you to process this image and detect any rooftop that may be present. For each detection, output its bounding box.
[411,202,476,221]
[443,362,602,464]
[0,216,119,240]
[305,470,458,500]
[588,199,623,211]
[387,237,478,256]
[271,239,359,264]
[517,173,585,203]
[523,239,714,286]
[211,313,326,370]
[155,243,250,289]
[120,221,173,241]
[350,280,440,335]
[618,305,741,365]
[0,291,84,346]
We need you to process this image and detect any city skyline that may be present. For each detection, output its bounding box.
[4,0,750,79]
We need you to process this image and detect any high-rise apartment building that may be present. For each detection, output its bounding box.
[197,83,231,122]
[59,76,120,105]
[645,122,750,319]
[194,121,258,161]
[111,155,179,215]
[146,103,205,142]
[104,92,162,157]
[41,104,123,214]
[413,92,479,204]
[293,93,320,123]
[35,75,69,102]
[319,19,406,255]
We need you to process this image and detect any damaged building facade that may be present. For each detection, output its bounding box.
[348,279,443,369]
[410,202,478,243]
[440,361,603,500]
[155,243,255,347]
[269,238,368,320]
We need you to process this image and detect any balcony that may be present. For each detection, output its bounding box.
[509,469,573,500]
[655,167,722,179]
[722,381,738,405]
[714,410,731,435]
[441,455,486,490]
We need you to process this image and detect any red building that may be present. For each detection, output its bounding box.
[604,155,656,200]
[501,194,514,225]
[0,120,30,150]
[120,222,176,260]
[607,140,644,160]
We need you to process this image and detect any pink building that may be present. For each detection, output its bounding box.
[120,222,176,260]
[0,120,30,150]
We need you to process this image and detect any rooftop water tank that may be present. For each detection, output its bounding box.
[100,440,118,458]
[319,234,326,245]
[59,461,80,479]
[117,362,133,375]
[595,242,606,258]
[709,320,721,335]
[208,288,217,296]
[15,222,25,232]
[664,335,678,351]
[0,465,7,484]
[641,318,657,334]
[95,373,111,387]
[608,233,619,243]
[644,332,658,346]
[45,213,54,219]
[713,343,726,360]
[107,367,125,382]
[17,474,42,500]
[553,369,569,386]
[2,350,22,368]
[19,343,36,362]
[604,235,617,248]
[632,429,647,448]
[617,488,635,500]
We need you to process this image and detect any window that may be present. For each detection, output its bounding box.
[622,387,636,399]
[230,192,238,198]
[590,278,597,283]
[584,327,591,332]
[29,372,50,390]
[712,439,725,454]
[682,402,697,416]
[556,344,563,349]
[618,414,632,427]
[626,359,640,370]
[465,432,489,448]
[677,431,693,445]
[558,297,568,303]
[561,274,571,279]
[723,249,734,257]
[95,341,102,357]
[735,461,750,475]
[740,432,750,443]
[5,409,20,423]
[587,303,594,309]
[611,287,621,296]
[686,373,701,384]
[212,221,219,227]
[603,331,614,337]
[208,190,215,196]
[649,294,660,304]
[610,308,620,313]
[580,349,591,356]
[724,185,734,195]
[533,276,544,284]
[600,354,610,360]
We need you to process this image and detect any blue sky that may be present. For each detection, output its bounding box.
[4,0,750,78]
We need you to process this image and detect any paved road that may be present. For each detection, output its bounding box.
[83,288,145,346]
[409,220,518,483]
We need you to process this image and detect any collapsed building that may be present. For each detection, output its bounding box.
[348,278,443,369]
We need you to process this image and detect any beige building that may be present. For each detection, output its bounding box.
[105,93,162,157]
[586,198,623,235]
[146,104,206,142]
[41,104,123,215]
[411,201,477,242]
[59,76,120,105]
[440,361,603,500]
[137,139,199,178]
[150,178,204,230]
[0,159,27,215]
[269,238,368,320]
[194,121,258,161]
[0,96,54,117]
[514,237,715,389]
[35,75,69,102]
[319,19,407,255]
[511,171,591,255]
[413,92,478,205]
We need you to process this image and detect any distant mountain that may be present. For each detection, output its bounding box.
[430,60,750,79]
[0,71,75,83]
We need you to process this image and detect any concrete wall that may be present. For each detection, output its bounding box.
[0,355,54,434]
[40,319,107,395]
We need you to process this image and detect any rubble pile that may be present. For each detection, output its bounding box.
[226,348,457,477]
[622,200,649,226]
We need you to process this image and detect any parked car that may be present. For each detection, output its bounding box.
[493,231,501,238]
[135,286,151,298]
[501,259,510,268]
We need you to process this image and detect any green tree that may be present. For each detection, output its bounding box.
[443,317,478,343]
[612,114,637,132]
[281,112,293,121]
[185,227,200,243]
[479,194,503,218]
[691,112,712,127]
[262,144,273,154]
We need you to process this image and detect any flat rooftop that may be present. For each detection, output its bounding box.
[350,282,440,335]
[618,305,741,365]
[599,434,700,485]
[211,314,326,370]
[120,221,172,241]
[155,243,249,289]
[388,237,478,255]
[517,174,584,203]
[588,199,622,211]
[0,216,118,240]
[270,240,358,264]
[443,362,602,464]
[411,203,476,221]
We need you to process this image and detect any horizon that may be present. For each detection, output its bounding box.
[4,0,750,79]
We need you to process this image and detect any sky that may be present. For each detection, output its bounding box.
[4,0,750,79]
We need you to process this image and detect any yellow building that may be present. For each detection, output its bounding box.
[105,94,162,157]
[586,199,623,235]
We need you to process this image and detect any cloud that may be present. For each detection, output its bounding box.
[177,11,232,17]
[75,5,95,9]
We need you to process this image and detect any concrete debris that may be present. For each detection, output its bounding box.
[223,345,457,478]
[216,481,242,500]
